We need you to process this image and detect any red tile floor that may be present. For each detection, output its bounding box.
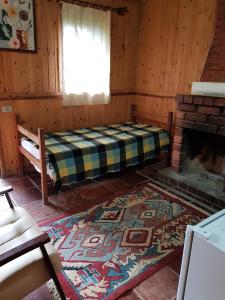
[0,167,181,300]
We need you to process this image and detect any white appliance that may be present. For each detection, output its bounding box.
[177,209,225,300]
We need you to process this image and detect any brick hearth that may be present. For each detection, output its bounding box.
[172,94,225,172]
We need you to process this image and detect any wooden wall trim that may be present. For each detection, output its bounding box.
[113,91,175,98]
[0,93,62,101]
[0,91,135,100]
[112,91,136,96]
[0,91,117,101]
[135,91,175,98]
[0,91,175,101]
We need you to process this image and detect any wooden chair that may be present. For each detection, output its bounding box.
[0,186,66,300]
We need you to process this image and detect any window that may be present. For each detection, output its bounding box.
[62,3,111,106]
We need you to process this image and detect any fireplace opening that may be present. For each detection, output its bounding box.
[160,128,225,209]
[181,129,225,176]
[174,128,225,202]
[165,94,225,210]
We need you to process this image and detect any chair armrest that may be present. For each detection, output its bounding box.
[0,186,14,208]
[0,232,50,267]
[0,186,13,196]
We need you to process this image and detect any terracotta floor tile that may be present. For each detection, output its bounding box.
[24,174,60,196]
[120,171,148,186]
[75,181,110,200]
[9,176,34,192]
[24,285,53,300]
[133,266,179,300]
[28,172,52,184]
[119,290,139,300]
[12,187,42,205]
[168,255,182,274]
[48,190,108,213]
[101,177,130,192]
[137,166,156,178]
[48,190,84,211]
[21,200,61,222]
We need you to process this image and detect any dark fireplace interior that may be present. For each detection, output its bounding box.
[175,129,225,201]
[161,127,225,211]
[181,129,225,176]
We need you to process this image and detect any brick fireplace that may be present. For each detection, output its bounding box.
[172,94,225,175]
[155,0,225,209]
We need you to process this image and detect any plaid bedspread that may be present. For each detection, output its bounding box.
[42,122,170,188]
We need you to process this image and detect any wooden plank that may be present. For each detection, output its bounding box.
[0,112,18,176]
[17,125,39,144]
[18,146,41,170]
[38,128,48,205]
[15,118,24,177]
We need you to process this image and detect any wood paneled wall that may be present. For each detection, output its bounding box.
[0,97,136,175]
[0,112,17,176]
[0,0,220,176]
[0,0,140,94]
[135,0,217,122]
[0,0,140,175]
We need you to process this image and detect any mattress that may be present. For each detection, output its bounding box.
[21,122,170,188]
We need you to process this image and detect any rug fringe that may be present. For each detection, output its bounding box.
[46,279,69,300]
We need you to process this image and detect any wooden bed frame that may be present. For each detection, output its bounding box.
[16,105,173,205]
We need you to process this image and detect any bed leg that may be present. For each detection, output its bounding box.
[15,117,24,176]
[167,112,173,136]
[131,105,137,122]
[17,147,24,176]
[167,151,171,167]
[41,171,48,205]
[38,128,48,205]
[167,112,173,167]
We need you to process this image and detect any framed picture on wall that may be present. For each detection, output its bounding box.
[0,0,36,52]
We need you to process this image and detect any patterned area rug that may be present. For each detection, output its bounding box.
[41,182,206,300]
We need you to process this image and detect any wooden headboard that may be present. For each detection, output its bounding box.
[131,105,173,136]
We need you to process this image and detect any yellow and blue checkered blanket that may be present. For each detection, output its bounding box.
[42,122,170,188]
[22,122,170,189]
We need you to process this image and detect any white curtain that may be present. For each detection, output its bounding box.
[62,3,111,106]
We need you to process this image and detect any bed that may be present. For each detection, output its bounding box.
[16,105,173,205]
